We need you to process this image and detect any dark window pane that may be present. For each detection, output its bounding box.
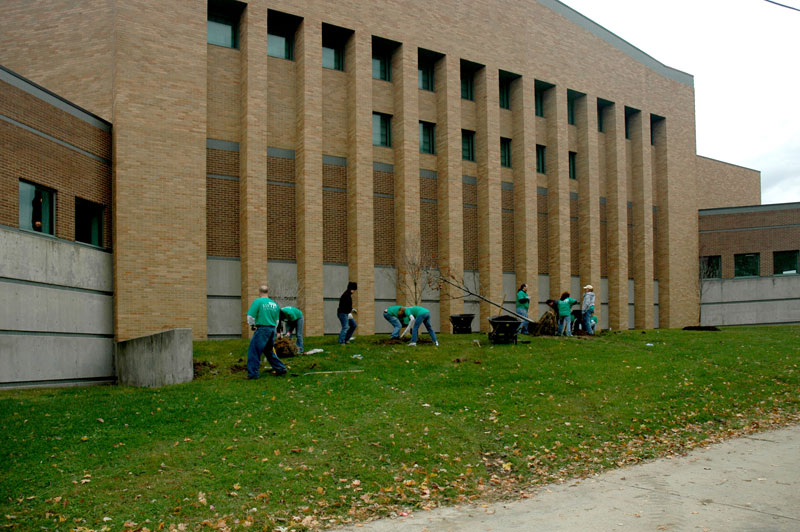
[500,138,512,168]
[536,145,546,174]
[76,198,104,247]
[734,253,760,277]
[268,33,293,59]
[208,19,235,48]
[569,151,577,180]
[19,180,54,235]
[700,255,721,279]
[462,130,475,161]
[773,250,798,275]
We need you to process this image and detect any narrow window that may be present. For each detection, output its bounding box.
[461,72,474,100]
[568,151,577,180]
[700,255,722,279]
[567,92,577,125]
[536,145,546,174]
[773,250,799,275]
[19,180,55,235]
[322,45,344,70]
[267,11,300,60]
[499,78,511,109]
[419,121,436,154]
[372,113,392,147]
[208,1,242,48]
[597,98,613,133]
[267,33,293,59]
[534,85,546,117]
[322,24,349,71]
[418,61,434,91]
[372,52,391,81]
[734,253,760,277]
[625,106,639,140]
[500,138,512,168]
[462,130,475,161]
[75,198,104,247]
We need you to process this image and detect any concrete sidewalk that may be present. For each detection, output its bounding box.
[338,425,800,532]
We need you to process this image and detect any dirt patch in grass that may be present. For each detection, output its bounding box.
[193,360,217,377]
[376,337,434,345]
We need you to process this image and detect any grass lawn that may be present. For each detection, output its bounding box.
[2,326,799,531]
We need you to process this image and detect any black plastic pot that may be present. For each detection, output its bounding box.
[487,314,521,344]
[449,313,475,334]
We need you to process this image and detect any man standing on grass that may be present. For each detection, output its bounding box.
[337,281,358,345]
[279,306,304,354]
[246,285,286,378]
[403,305,438,347]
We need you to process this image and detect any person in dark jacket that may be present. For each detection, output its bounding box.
[337,282,358,344]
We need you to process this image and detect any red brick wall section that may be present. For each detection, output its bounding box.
[463,181,478,270]
[699,208,800,278]
[570,197,579,276]
[538,192,548,274]
[323,164,348,264]
[207,148,239,177]
[502,187,515,273]
[373,169,395,267]
[0,113,111,249]
[206,178,239,257]
[267,183,296,260]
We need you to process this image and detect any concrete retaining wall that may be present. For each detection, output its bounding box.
[115,328,193,387]
[0,227,114,387]
[701,275,800,326]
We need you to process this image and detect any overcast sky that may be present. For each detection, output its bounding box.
[558,0,800,205]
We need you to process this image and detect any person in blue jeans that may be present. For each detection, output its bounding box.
[383,305,408,339]
[337,281,358,344]
[581,285,596,335]
[245,285,286,378]
[404,306,438,346]
[556,292,578,337]
[516,283,530,334]
[279,306,304,354]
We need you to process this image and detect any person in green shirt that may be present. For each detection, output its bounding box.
[245,285,286,378]
[403,306,438,346]
[383,305,409,339]
[279,306,304,354]
[556,292,578,337]
[516,283,530,334]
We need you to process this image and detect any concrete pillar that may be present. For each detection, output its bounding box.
[604,103,628,330]
[545,86,570,298]
[435,55,464,331]
[346,31,375,334]
[511,75,538,310]
[295,19,324,336]
[475,66,502,331]
[239,2,269,337]
[111,1,207,340]
[576,93,602,329]
[392,44,421,305]
[630,110,654,328]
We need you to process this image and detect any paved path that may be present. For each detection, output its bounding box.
[337,425,800,531]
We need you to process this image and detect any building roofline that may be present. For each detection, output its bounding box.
[699,202,800,216]
[697,154,761,174]
[0,65,111,131]
[538,0,694,87]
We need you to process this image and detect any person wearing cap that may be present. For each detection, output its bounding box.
[337,281,358,344]
[279,306,304,354]
[581,284,596,335]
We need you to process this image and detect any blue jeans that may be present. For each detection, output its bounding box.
[285,316,304,353]
[557,315,572,336]
[410,312,437,344]
[247,325,285,378]
[516,307,529,334]
[337,312,357,344]
[582,308,594,335]
[384,311,402,338]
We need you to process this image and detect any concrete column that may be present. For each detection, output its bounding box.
[239,3,269,337]
[435,55,464,331]
[605,103,628,330]
[295,19,324,336]
[392,44,421,305]
[111,1,207,340]
[576,94,601,329]
[511,75,538,310]
[545,86,570,298]
[346,31,375,334]
[475,67,502,331]
[630,110,654,329]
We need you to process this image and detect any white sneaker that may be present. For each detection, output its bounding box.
[435,341,439,346]
[408,342,417,347]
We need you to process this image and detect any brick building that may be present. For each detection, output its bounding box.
[1,0,763,362]
[699,203,800,326]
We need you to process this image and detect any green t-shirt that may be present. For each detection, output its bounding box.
[247,297,280,327]
[516,290,530,310]
[405,306,430,318]
[556,297,577,317]
[280,306,303,322]
[386,305,410,325]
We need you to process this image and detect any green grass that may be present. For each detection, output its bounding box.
[2,326,799,531]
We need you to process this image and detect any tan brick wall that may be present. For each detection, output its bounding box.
[696,156,761,209]
[207,46,241,142]
[206,178,239,258]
